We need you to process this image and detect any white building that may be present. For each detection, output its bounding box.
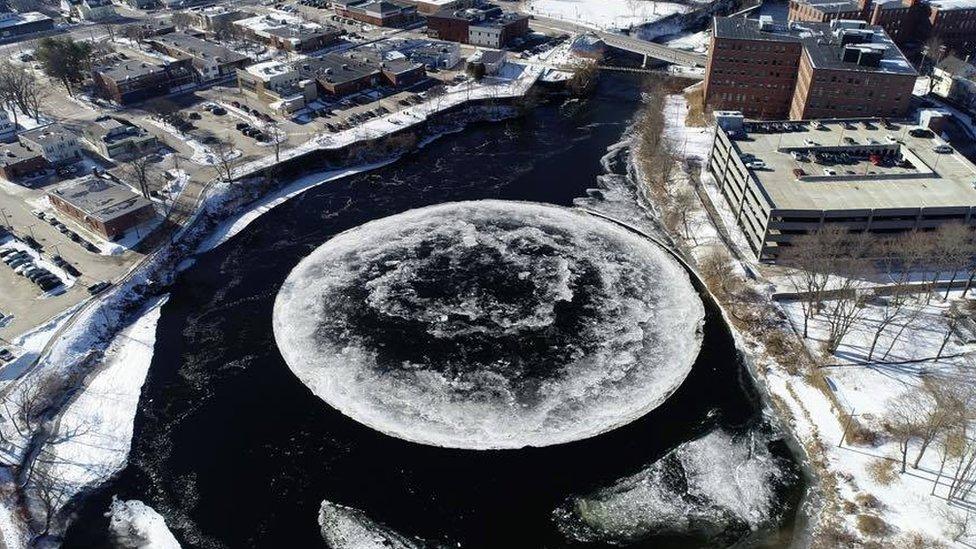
[19,124,82,165]
[932,55,976,113]
[78,0,116,20]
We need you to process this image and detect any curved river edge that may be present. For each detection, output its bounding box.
[617,125,821,548]
[0,80,543,547]
[0,82,816,548]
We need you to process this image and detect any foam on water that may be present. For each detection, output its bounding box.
[554,429,788,544]
[273,200,704,449]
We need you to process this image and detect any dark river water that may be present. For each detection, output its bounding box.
[64,75,804,549]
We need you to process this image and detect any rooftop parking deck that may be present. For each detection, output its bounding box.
[728,118,976,211]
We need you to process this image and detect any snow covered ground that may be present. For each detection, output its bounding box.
[45,296,168,502]
[108,498,180,549]
[662,30,710,52]
[526,0,691,31]
[657,90,976,545]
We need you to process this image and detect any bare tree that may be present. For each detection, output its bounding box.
[211,138,238,183]
[780,227,849,338]
[267,120,286,164]
[121,156,159,198]
[933,223,973,300]
[913,381,970,468]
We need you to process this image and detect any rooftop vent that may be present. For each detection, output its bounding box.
[758,15,774,31]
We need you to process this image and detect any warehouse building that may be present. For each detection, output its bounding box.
[707,113,976,260]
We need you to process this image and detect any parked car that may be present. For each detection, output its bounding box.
[934,144,953,154]
[87,281,110,295]
[745,160,766,170]
[823,168,837,176]
[909,128,934,138]
[189,112,202,120]
[0,348,14,362]
[236,122,250,131]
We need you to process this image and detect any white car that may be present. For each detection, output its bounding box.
[823,168,837,176]
[746,160,767,170]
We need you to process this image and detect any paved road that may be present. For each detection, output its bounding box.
[528,16,708,67]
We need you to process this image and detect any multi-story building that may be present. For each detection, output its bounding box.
[0,11,54,42]
[333,0,420,27]
[84,116,159,160]
[232,11,342,53]
[237,60,318,114]
[47,176,156,240]
[0,142,48,181]
[704,17,917,120]
[19,125,82,166]
[788,0,976,56]
[931,54,976,110]
[147,33,251,81]
[343,49,427,86]
[707,113,976,260]
[427,5,529,47]
[93,57,196,104]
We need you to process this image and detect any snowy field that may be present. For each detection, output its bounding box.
[526,0,691,31]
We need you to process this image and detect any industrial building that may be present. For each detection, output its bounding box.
[426,5,529,48]
[704,17,918,120]
[707,112,976,260]
[0,11,54,42]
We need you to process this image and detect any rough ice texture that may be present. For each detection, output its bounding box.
[319,501,423,549]
[554,429,787,544]
[107,498,181,549]
[273,200,704,449]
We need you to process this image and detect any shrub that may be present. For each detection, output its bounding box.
[856,514,890,538]
[867,459,899,486]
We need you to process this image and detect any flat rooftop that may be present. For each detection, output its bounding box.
[49,176,154,223]
[713,17,917,76]
[726,118,976,211]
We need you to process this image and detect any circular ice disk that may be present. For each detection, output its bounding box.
[273,200,704,449]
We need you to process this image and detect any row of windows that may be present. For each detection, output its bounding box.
[715,41,793,53]
[712,68,791,77]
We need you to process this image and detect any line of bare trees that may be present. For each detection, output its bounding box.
[0,61,46,127]
[780,222,976,360]
[634,77,698,241]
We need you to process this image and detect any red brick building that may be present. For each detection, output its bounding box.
[48,176,156,240]
[704,17,917,120]
[788,0,976,56]
[0,143,48,181]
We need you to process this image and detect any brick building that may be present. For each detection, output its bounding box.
[788,0,976,56]
[147,33,251,81]
[297,54,381,96]
[47,176,156,240]
[427,5,529,47]
[93,57,196,105]
[704,17,917,120]
[0,143,48,181]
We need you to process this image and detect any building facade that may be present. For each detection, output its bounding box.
[148,33,251,81]
[704,17,917,120]
[48,176,156,240]
[427,5,528,47]
[19,125,82,165]
[334,0,420,27]
[84,116,159,160]
[93,58,196,104]
[237,60,318,114]
[707,114,976,260]
[931,55,976,111]
[0,143,48,181]
[0,11,54,42]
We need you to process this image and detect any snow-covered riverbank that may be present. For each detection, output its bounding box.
[0,62,545,546]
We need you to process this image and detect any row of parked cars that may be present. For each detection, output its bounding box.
[32,210,101,253]
[0,248,63,292]
[235,122,269,142]
[230,101,275,124]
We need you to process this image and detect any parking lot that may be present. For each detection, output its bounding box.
[0,179,141,346]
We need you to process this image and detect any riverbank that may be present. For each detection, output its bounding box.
[0,63,544,548]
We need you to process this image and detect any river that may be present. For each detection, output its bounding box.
[63,74,805,549]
